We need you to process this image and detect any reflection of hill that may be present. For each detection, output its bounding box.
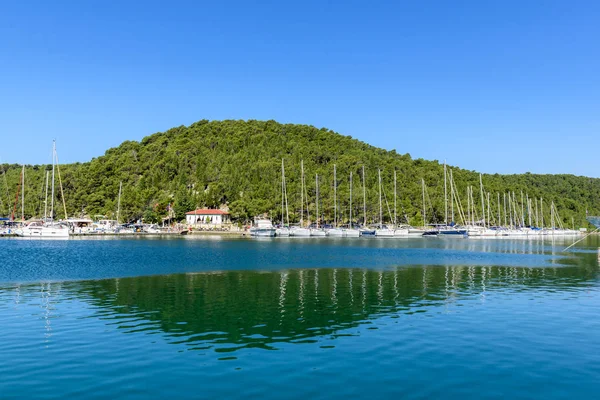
[74,260,599,352]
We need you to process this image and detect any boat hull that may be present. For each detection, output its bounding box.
[290,228,311,237]
[250,228,276,237]
[16,226,70,238]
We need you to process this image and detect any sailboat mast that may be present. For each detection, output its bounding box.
[503,193,507,227]
[378,169,382,228]
[467,187,471,226]
[300,160,304,226]
[315,174,319,229]
[394,169,397,226]
[444,162,448,225]
[497,192,500,226]
[44,170,49,221]
[21,165,25,221]
[422,178,426,227]
[486,192,491,227]
[450,169,454,222]
[540,198,544,228]
[116,181,122,224]
[281,159,285,226]
[333,164,337,228]
[362,166,366,226]
[283,160,289,226]
[50,141,56,221]
[349,172,353,229]
[479,174,485,227]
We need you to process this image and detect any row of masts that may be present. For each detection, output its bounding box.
[279,159,574,230]
[282,160,411,229]
[433,161,572,230]
[7,141,69,222]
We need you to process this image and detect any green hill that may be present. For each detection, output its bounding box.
[1,119,599,227]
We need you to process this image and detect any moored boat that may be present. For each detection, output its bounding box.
[250,218,276,237]
[15,221,70,238]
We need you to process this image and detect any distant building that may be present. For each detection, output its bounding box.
[185,209,231,226]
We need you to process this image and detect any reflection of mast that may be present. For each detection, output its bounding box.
[314,269,319,302]
[361,270,367,311]
[332,269,337,309]
[377,271,383,305]
[349,269,354,304]
[393,269,398,304]
[43,282,53,344]
[298,270,305,318]
[279,272,288,324]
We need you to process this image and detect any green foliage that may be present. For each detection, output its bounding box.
[1,119,599,227]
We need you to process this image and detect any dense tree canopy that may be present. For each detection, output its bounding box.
[1,119,598,227]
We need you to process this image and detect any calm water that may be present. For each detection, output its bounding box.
[1,236,599,399]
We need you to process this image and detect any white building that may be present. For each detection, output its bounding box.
[185,209,231,226]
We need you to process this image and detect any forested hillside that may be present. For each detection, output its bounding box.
[1,119,599,227]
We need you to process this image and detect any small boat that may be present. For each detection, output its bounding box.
[16,221,70,238]
[250,218,276,237]
[424,224,468,237]
[375,225,395,237]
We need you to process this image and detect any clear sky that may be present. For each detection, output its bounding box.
[1,1,598,176]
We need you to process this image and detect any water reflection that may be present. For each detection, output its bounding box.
[3,258,598,356]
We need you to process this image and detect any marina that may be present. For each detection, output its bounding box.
[2,2,600,399]
[1,235,600,399]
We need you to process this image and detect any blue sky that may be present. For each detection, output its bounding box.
[1,1,598,176]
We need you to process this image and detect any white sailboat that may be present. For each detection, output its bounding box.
[359,166,375,236]
[290,160,311,237]
[16,141,69,238]
[310,173,327,237]
[327,164,345,237]
[327,164,343,236]
[345,170,361,237]
[375,169,394,237]
[276,159,291,236]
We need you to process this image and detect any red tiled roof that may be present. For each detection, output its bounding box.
[186,209,229,215]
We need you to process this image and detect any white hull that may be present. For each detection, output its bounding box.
[393,228,410,237]
[290,227,311,237]
[276,227,291,237]
[250,228,276,237]
[375,229,395,237]
[344,228,361,237]
[327,228,345,236]
[16,226,70,238]
[310,229,327,237]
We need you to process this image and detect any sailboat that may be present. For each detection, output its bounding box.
[327,164,345,237]
[310,173,327,237]
[391,170,420,237]
[16,141,70,238]
[276,159,291,236]
[375,169,394,237]
[290,160,311,237]
[345,170,361,237]
[358,166,375,236]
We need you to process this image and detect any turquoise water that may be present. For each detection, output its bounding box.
[1,236,599,399]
